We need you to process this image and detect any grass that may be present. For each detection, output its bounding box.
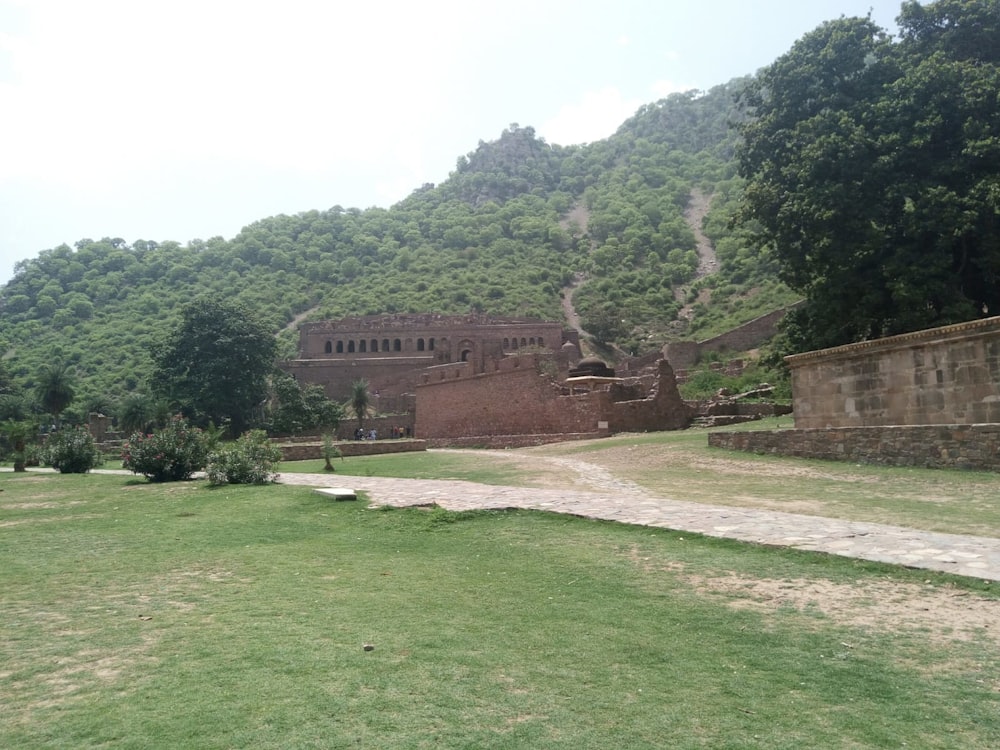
[278,450,540,486]
[2,470,1000,748]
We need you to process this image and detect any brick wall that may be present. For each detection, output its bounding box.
[415,356,692,441]
[708,425,1000,472]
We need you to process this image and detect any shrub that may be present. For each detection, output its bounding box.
[206,430,282,486]
[40,426,102,474]
[122,415,209,482]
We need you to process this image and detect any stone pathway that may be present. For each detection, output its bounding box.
[278,471,1000,582]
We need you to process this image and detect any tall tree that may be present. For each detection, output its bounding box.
[35,361,76,428]
[736,0,1000,351]
[151,298,278,436]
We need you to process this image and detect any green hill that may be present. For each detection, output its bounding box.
[0,79,797,420]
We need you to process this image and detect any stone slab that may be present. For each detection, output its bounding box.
[313,487,357,501]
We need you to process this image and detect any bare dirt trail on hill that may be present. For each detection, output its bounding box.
[676,188,717,320]
[686,187,717,278]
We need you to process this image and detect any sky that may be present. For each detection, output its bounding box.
[0,0,914,285]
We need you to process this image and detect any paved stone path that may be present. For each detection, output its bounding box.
[279,470,1000,582]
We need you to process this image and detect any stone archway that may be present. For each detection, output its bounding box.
[458,338,475,363]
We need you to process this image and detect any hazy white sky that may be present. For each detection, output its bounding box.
[0,0,912,283]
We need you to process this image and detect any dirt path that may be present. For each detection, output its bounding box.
[283,304,321,333]
[676,188,717,319]
[685,187,717,278]
[560,272,588,337]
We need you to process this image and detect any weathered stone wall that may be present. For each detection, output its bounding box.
[275,439,427,461]
[415,356,691,440]
[708,425,1000,472]
[664,303,802,369]
[663,341,700,370]
[787,316,1000,429]
[416,355,605,438]
[699,305,799,355]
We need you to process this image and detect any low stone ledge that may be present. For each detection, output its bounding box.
[313,487,357,501]
[276,439,427,461]
[708,424,1000,472]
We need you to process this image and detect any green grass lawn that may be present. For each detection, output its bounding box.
[2,471,999,748]
[282,450,531,486]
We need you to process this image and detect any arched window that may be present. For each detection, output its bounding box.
[417,338,425,351]
[370,339,378,352]
[538,336,544,347]
[521,337,527,347]
[324,341,332,354]
[336,341,344,353]
[529,337,536,346]
[503,338,509,349]
[348,341,356,353]
[461,349,472,362]
[359,340,367,353]
[382,338,390,352]
[393,339,402,352]
[429,338,435,351]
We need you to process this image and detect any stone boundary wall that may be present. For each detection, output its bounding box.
[275,439,427,462]
[664,302,803,369]
[708,425,1000,472]
[698,304,801,356]
[787,315,1000,428]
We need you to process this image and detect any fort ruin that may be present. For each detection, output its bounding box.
[280,313,693,444]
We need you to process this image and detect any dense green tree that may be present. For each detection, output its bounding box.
[736,0,1000,350]
[268,372,343,435]
[151,298,278,436]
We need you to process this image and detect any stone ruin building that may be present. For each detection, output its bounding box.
[283,313,579,405]
[280,313,694,444]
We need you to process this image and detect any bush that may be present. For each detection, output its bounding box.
[122,415,209,482]
[206,430,282,486]
[40,426,101,474]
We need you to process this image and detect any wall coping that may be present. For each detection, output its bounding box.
[784,315,1000,368]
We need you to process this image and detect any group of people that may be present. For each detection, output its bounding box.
[352,426,412,440]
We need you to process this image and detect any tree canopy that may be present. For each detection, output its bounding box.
[736,0,1000,351]
[151,298,278,436]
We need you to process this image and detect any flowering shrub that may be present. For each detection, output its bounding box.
[41,426,101,474]
[121,416,209,482]
[206,430,282,486]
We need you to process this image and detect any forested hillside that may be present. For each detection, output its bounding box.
[0,76,797,419]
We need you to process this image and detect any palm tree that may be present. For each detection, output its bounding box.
[349,379,372,436]
[119,393,154,435]
[1,420,30,472]
[35,362,76,429]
